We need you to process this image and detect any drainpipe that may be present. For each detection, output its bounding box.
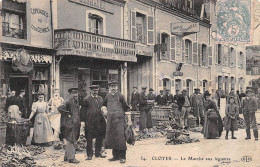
[50,0,55,96]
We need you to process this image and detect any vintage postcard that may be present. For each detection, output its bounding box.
[0,0,260,167]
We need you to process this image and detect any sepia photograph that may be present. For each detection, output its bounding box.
[0,0,260,166]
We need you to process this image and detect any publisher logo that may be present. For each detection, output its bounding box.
[241,156,252,162]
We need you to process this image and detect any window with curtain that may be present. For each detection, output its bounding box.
[2,11,25,38]
[88,14,103,35]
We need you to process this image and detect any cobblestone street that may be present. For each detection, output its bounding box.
[33,111,260,167]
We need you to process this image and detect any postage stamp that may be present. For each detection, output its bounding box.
[216,0,252,43]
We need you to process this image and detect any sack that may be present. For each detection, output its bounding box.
[125,125,135,145]
[207,109,218,120]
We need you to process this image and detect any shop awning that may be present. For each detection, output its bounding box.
[12,0,27,3]
[2,50,52,64]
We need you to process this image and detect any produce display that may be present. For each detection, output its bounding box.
[237,117,245,129]
[75,135,87,152]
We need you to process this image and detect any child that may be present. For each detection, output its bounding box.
[224,96,239,139]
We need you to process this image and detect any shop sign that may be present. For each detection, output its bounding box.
[69,0,114,14]
[57,49,137,62]
[222,67,231,73]
[173,71,183,76]
[30,0,52,48]
[171,22,199,33]
[136,50,153,57]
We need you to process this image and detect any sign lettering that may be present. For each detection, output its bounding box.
[171,22,199,33]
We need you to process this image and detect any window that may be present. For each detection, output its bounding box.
[161,33,170,61]
[163,78,171,91]
[88,14,103,35]
[217,44,222,64]
[230,47,235,67]
[186,79,193,96]
[203,80,208,94]
[185,39,192,64]
[239,52,244,68]
[2,11,25,39]
[136,12,146,44]
[202,44,207,66]
[175,79,182,91]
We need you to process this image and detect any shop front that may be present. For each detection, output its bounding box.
[54,29,136,100]
[1,47,53,117]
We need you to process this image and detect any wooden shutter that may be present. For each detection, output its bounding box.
[193,42,198,64]
[131,11,136,41]
[198,43,202,66]
[157,32,161,61]
[233,49,236,67]
[224,45,228,66]
[182,39,185,63]
[189,42,192,64]
[171,79,175,87]
[183,80,186,87]
[147,15,154,45]
[208,46,212,66]
[228,47,231,66]
[170,35,176,61]
[158,79,163,90]
[215,44,218,64]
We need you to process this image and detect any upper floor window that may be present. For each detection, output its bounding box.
[239,52,244,68]
[2,0,26,39]
[230,47,236,67]
[88,14,103,35]
[136,12,146,44]
[202,44,207,66]
[185,39,192,64]
[160,33,170,61]
[217,44,222,65]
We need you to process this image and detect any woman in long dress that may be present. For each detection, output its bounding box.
[203,91,223,139]
[28,93,54,145]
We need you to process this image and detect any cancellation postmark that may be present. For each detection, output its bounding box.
[216,0,252,43]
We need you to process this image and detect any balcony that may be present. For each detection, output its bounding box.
[54,29,137,62]
[2,22,25,39]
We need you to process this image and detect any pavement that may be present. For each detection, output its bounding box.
[33,111,260,167]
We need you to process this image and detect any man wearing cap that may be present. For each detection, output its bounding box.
[81,85,106,160]
[139,86,153,131]
[148,88,156,101]
[48,89,64,141]
[130,86,140,111]
[190,88,204,126]
[102,81,129,164]
[17,89,26,118]
[242,89,258,140]
[58,88,81,163]
[165,89,174,104]
[155,90,167,106]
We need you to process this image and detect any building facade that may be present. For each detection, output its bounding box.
[246,45,260,89]
[0,0,54,112]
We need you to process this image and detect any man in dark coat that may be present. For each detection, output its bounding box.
[81,85,106,160]
[190,88,204,126]
[139,86,153,131]
[58,88,81,164]
[103,81,129,164]
[130,86,139,111]
[17,89,26,118]
[165,89,174,104]
[5,90,18,113]
[147,88,156,101]
[155,90,167,105]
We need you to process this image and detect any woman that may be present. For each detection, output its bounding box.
[28,92,54,146]
[48,89,64,141]
[224,96,239,139]
[203,91,223,139]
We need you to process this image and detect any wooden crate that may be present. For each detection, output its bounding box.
[152,107,171,121]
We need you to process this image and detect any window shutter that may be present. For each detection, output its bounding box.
[182,39,185,63]
[193,42,198,64]
[228,47,231,66]
[157,33,161,61]
[233,49,236,67]
[189,42,192,64]
[147,15,154,45]
[131,11,136,41]
[215,44,218,64]
[208,46,212,66]
[176,36,182,63]
[170,35,176,61]
[158,79,163,90]
[183,80,186,87]
[224,45,228,66]
[198,43,202,66]
[171,79,175,87]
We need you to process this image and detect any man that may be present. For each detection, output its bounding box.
[242,89,258,141]
[81,85,106,160]
[180,90,191,129]
[215,88,222,108]
[58,88,81,163]
[227,88,241,107]
[102,81,129,164]
[130,86,139,111]
[5,90,18,113]
[155,90,167,106]
[147,88,156,101]
[173,90,181,103]
[190,88,204,126]
[139,86,153,131]
[17,89,26,118]
[165,89,174,104]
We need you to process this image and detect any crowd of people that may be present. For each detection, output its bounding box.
[3,84,259,164]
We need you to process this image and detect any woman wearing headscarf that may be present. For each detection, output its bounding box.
[28,92,54,145]
[203,91,223,139]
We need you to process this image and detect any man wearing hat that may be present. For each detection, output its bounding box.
[81,85,106,160]
[190,88,204,126]
[58,88,81,163]
[130,86,140,111]
[147,88,156,101]
[155,90,167,106]
[165,89,174,104]
[139,86,153,131]
[102,81,129,164]
[241,89,258,140]
[17,89,27,118]
[48,88,64,141]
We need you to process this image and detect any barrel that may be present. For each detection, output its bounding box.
[187,114,196,128]
[0,122,7,145]
[6,122,30,145]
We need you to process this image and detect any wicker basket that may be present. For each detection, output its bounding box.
[6,122,30,145]
[0,122,7,145]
